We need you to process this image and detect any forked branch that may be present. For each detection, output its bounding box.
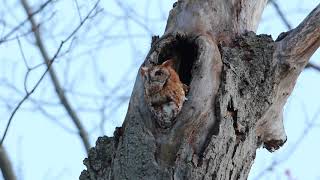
[276,3,320,66]
[20,0,96,153]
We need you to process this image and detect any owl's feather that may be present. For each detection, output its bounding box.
[141,59,187,128]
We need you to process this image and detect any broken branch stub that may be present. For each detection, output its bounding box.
[219,32,287,152]
[80,2,320,179]
[80,31,296,179]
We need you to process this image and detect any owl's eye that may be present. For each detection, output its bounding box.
[155,71,163,76]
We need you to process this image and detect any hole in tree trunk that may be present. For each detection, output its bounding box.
[158,36,198,86]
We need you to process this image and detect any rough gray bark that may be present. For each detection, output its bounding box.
[80,1,320,180]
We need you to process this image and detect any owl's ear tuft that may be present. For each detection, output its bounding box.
[140,66,148,76]
[162,59,174,67]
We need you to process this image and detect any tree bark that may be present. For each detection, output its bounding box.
[80,1,320,180]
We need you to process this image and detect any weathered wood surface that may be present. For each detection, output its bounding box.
[80,1,320,180]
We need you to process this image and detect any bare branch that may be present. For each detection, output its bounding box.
[0,146,16,180]
[0,78,78,133]
[0,0,54,44]
[269,0,292,30]
[276,3,320,66]
[73,0,83,22]
[270,0,320,72]
[0,0,100,150]
[0,77,44,147]
[254,107,320,180]
[20,0,101,153]
[16,37,30,94]
[305,62,320,72]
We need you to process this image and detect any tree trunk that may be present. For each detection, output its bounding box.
[80,1,320,179]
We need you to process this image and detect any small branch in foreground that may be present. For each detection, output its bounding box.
[0,0,54,44]
[305,62,320,72]
[269,0,292,30]
[254,107,320,180]
[0,146,16,180]
[20,0,101,153]
[0,0,101,151]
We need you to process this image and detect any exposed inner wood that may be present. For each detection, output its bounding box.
[80,1,320,180]
[157,36,198,86]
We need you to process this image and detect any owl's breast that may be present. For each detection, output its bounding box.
[147,91,168,106]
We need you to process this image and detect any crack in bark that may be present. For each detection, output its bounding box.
[80,1,320,179]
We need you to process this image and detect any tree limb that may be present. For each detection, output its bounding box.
[270,0,320,73]
[0,0,100,147]
[0,146,16,180]
[0,0,54,44]
[306,62,320,72]
[276,3,320,66]
[80,1,320,179]
[20,0,99,153]
[269,0,292,30]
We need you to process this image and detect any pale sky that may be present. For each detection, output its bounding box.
[0,0,319,180]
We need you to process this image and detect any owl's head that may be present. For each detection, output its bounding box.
[140,60,174,92]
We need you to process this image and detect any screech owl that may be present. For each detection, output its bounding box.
[140,59,188,128]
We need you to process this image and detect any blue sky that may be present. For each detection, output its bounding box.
[0,0,319,179]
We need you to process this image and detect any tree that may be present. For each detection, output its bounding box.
[80,0,320,179]
[0,0,102,179]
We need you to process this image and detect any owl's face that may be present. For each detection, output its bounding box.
[141,60,173,94]
[148,67,170,83]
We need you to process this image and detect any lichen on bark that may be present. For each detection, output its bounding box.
[80,1,320,179]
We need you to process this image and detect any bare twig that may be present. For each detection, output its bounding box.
[114,0,153,34]
[269,0,292,29]
[0,0,54,44]
[17,37,30,93]
[254,107,320,180]
[0,146,16,180]
[0,64,54,146]
[74,0,83,22]
[305,62,320,72]
[19,0,101,153]
[1,78,77,133]
[0,0,101,151]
